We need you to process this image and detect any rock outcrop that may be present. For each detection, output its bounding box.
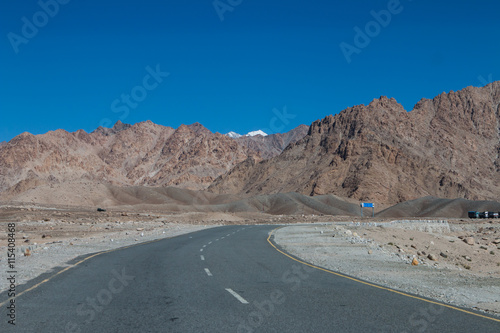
[209,82,500,204]
[0,121,307,196]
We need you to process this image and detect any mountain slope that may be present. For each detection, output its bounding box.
[234,125,309,159]
[209,82,500,204]
[1,179,361,215]
[0,121,307,197]
[376,196,500,218]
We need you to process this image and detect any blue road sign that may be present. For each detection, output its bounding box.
[360,203,374,208]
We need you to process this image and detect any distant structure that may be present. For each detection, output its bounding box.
[468,211,499,218]
[360,203,375,217]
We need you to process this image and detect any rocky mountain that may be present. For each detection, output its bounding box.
[245,130,268,137]
[0,121,308,197]
[234,125,309,159]
[209,82,500,204]
[225,129,269,138]
[226,131,242,138]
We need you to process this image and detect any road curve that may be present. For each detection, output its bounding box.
[1,225,499,332]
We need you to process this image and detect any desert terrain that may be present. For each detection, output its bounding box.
[1,82,499,322]
[1,202,499,318]
[275,220,500,317]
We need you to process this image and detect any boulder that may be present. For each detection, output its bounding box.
[427,253,438,261]
[464,237,475,245]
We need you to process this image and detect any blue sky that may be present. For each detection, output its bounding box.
[1,0,499,142]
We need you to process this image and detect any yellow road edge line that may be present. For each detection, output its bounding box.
[0,233,187,307]
[267,226,500,324]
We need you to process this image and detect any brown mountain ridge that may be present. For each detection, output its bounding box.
[1,82,499,207]
[209,82,500,204]
[0,121,308,199]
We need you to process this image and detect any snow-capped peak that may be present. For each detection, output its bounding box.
[225,130,268,138]
[245,130,268,137]
[225,131,242,138]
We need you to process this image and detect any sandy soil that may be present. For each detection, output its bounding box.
[274,220,500,317]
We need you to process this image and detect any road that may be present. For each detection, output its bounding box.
[1,225,499,332]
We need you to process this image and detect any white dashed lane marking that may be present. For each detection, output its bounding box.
[198,229,245,269]
[225,288,249,304]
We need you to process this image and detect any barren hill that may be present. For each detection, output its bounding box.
[376,196,500,218]
[6,178,498,217]
[234,125,309,159]
[0,121,307,197]
[209,82,500,204]
[1,179,360,216]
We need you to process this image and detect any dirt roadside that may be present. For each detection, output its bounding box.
[273,220,500,317]
[0,204,336,293]
[1,204,499,320]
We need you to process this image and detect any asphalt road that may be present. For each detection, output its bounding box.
[1,225,499,332]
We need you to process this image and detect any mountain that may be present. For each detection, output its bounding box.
[3,82,498,206]
[234,125,309,159]
[0,121,307,198]
[93,119,132,136]
[246,130,267,137]
[209,82,500,204]
[226,131,242,138]
[225,129,268,138]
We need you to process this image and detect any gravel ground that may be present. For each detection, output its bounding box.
[273,222,500,318]
[2,206,499,320]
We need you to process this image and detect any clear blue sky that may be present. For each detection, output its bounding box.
[1,0,499,142]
